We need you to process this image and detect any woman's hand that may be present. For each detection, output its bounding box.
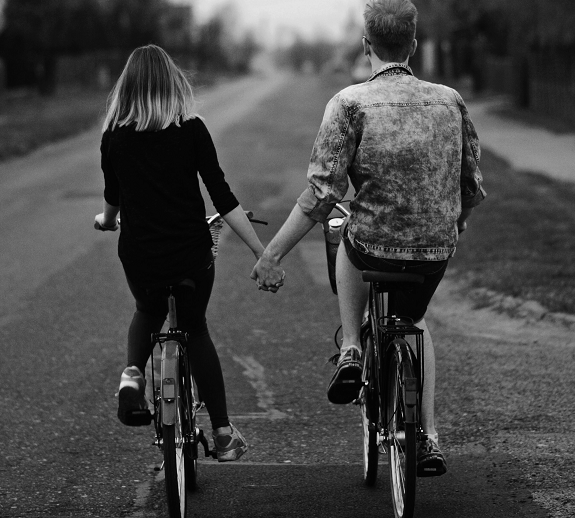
[94,213,119,231]
[251,254,285,293]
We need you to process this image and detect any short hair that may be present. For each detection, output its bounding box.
[364,0,418,62]
[103,44,196,132]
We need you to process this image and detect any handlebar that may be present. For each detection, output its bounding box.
[206,211,268,227]
[332,203,350,218]
[94,211,267,232]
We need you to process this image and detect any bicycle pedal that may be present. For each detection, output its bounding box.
[197,430,217,458]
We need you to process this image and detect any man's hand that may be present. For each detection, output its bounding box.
[251,254,285,294]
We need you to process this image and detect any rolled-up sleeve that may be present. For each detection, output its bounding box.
[297,94,355,222]
[457,93,486,208]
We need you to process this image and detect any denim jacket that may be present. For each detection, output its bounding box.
[297,63,485,261]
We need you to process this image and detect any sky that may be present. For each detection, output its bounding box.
[173,0,365,45]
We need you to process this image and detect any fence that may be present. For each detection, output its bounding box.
[481,55,515,96]
[529,48,575,124]
[482,49,575,125]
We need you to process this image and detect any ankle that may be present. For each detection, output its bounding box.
[340,344,361,354]
[213,425,232,436]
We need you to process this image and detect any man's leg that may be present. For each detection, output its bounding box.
[411,317,447,476]
[336,240,369,348]
[412,318,436,436]
[327,241,368,404]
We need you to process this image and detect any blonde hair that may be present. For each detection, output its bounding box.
[102,44,196,132]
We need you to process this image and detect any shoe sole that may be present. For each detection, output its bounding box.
[327,362,363,404]
[417,456,447,477]
[217,444,248,462]
[118,386,152,426]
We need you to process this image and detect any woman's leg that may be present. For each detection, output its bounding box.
[125,279,167,373]
[175,264,229,431]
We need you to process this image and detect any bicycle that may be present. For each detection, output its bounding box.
[323,203,425,518]
[96,211,265,518]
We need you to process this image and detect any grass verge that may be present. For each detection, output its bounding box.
[0,87,109,161]
[0,72,233,164]
[450,150,575,315]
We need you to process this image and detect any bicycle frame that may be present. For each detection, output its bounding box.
[150,290,213,456]
[328,202,425,517]
[146,211,264,517]
[368,284,424,440]
[328,202,425,432]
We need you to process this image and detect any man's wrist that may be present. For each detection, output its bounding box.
[261,247,281,264]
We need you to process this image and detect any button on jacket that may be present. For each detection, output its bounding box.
[297,63,486,261]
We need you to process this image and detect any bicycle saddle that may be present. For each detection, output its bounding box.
[361,271,425,284]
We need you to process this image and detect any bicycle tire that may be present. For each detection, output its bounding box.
[162,344,191,518]
[182,357,197,492]
[360,329,379,486]
[385,338,418,518]
[163,422,187,518]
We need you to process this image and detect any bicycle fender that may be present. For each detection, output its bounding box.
[389,339,418,424]
[161,340,179,426]
[403,376,418,424]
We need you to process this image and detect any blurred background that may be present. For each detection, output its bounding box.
[1,0,574,107]
[0,0,574,160]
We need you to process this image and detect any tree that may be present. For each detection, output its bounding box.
[0,0,170,92]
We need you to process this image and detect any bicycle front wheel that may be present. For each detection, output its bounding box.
[162,343,192,518]
[163,421,187,518]
[385,338,418,518]
[360,329,379,486]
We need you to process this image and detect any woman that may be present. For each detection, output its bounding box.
[95,44,267,462]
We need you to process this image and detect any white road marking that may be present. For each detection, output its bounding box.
[232,355,287,420]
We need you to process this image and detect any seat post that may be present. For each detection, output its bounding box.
[387,290,396,318]
[167,288,177,331]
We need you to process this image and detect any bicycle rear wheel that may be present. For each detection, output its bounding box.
[386,338,418,518]
[360,328,379,486]
[183,359,198,491]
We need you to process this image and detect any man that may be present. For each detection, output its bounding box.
[252,0,485,476]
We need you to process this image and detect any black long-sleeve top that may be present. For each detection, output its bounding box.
[100,117,239,287]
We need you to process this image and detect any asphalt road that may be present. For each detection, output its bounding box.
[0,72,556,517]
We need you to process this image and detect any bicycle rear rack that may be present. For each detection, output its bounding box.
[378,318,425,410]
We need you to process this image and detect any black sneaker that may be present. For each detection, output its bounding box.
[327,346,363,404]
[117,366,152,426]
[417,435,447,477]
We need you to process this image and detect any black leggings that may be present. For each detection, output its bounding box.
[125,261,229,429]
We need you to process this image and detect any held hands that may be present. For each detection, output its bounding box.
[251,254,285,294]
